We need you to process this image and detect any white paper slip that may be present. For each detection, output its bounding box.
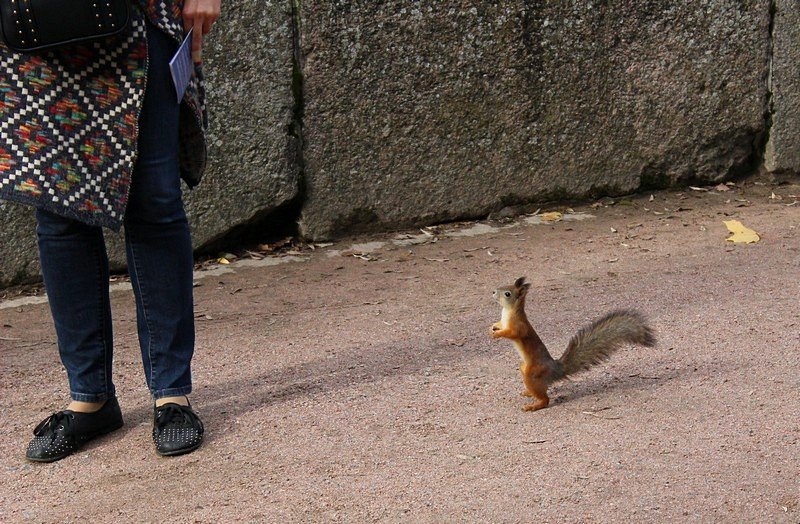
[169,29,194,103]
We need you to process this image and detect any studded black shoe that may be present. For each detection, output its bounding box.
[152,403,204,456]
[26,397,124,463]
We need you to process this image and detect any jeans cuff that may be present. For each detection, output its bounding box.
[70,391,114,403]
[152,385,192,400]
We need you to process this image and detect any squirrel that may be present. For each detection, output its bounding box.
[490,276,655,411]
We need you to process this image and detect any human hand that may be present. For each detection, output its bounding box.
[183,0,221,63]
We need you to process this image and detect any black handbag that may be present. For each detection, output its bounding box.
[0,0,130,53]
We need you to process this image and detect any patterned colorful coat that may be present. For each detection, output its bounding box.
[0,0,207,229]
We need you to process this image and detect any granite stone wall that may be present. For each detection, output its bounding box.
[765,0,800,174]
[1,0,299,284]
[297,1,771,239]
[2,0,796,286]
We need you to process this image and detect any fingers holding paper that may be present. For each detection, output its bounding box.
[182,0,221,64]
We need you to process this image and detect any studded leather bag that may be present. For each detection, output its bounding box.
[0,0,130,52]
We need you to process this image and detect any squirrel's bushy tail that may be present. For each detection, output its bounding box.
[558,310,655,377]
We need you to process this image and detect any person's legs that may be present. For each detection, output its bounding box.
[35,209,115,403]
[27,21,202,462]
[124,22,195,402]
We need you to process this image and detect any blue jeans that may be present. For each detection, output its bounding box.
[36,23,195,402]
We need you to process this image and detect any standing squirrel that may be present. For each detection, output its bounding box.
[491,277,655,411]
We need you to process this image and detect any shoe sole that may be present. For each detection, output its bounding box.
[26,420,125,463]
[155,439,203,457]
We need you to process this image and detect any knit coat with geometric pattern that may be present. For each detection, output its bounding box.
[0,0,207,230]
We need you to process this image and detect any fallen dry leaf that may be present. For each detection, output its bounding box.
[539,211,563,222]
[257,237,293,253]
[724,220,760,244]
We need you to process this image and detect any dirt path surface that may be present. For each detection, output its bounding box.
[1,176,799,523]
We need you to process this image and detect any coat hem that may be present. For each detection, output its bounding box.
[0,190,123,231]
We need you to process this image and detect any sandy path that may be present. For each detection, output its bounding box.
[1,176,798,523]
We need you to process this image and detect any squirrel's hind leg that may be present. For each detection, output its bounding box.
[520,364,550,411]
[519,363,535,396]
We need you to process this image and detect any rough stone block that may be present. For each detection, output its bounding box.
[106,0,301,267]
[181,0,300,248]
[0,0,299,286]
[0,202,38,287]
[765,0,800,174]
[299,1,771,239]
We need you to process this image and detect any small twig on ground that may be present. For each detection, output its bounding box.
[629,373,661,380]
[13,341,53,349]
[582,407,621,420]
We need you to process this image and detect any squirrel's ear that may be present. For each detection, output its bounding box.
[514,276,527,288]
[522,283,531,292]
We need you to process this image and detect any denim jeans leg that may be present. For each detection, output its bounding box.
[35,209,115,402]
[124,22,194,399]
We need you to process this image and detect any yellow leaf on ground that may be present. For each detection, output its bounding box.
[723,220,760,244]
[540,211,563,222]
[217,257,231,264]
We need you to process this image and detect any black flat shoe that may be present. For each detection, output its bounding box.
[152,403,204,456]
[26,397,124,463]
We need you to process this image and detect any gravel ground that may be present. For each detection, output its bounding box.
[1,176,798,523]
